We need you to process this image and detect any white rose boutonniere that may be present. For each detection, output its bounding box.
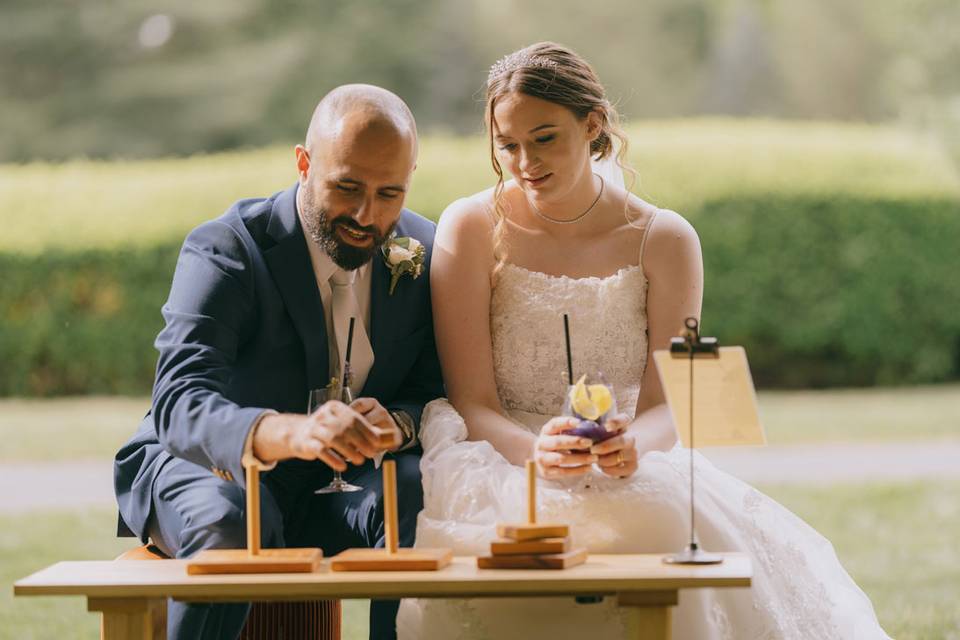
[381,235,425,294]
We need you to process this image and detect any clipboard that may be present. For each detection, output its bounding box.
[653,346,766,447]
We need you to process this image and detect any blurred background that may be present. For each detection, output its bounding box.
[2,1,958,638]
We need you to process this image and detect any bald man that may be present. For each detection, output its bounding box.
[114,85,443,640]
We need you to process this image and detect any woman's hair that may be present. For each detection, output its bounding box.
[484,41,637,281]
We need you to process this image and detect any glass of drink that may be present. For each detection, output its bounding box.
[561,373,620,443]
[311,382,363,494]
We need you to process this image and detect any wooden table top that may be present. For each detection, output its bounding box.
[15,553,751,602]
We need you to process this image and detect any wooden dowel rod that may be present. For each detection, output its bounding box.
[383,460,399,554]
[526,459,536,524]
[245,464,260,556]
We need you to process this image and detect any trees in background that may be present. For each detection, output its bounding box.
[0,0,957,161]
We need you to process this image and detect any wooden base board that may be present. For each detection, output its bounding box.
[490,537,569,556]
[329,548,453,572]
[477,548,588,570]
[186,548,323,575]
[496,523,569,541]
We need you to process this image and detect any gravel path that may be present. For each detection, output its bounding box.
[702,439,960,485]
[3,440,959,513]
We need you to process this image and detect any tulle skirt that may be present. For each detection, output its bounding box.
[396,399,889,640]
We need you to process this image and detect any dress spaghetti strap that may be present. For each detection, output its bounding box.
[637,206,660,266]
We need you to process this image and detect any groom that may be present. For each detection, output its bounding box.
[113,84,443,640]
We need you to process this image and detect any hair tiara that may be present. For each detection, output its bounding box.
[488,52,558,84]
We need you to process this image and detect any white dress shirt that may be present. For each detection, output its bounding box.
[241,208,375,471]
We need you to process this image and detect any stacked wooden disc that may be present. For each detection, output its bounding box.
[477,461,587,570]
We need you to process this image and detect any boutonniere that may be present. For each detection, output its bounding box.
[381,235,425,295]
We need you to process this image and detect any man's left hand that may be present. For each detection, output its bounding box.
[350,397,403,451]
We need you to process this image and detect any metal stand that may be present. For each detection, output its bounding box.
[664,318,723,566]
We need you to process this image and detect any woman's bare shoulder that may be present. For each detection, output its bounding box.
[434,189,499,271]
[639,204,702,274]
[437,188,497,237]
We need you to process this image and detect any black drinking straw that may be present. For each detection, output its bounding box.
[345,317,356,364]
[563,314,574,384]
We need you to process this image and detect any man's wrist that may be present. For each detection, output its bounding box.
[249,412,294,466]
[389,409,416,450]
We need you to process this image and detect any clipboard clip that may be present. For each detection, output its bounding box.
[669,317,719,358]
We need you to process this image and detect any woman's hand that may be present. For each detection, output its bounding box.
[590,413,638,478]
[533,417,598,479]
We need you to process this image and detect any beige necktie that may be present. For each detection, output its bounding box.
[329,268,375,397]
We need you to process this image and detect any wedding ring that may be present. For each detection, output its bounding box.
[616,451,624,466]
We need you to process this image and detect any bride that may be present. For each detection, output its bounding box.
[396,42,889,639]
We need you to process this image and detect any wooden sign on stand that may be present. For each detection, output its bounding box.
[478,460,587,570]
[330,459,452,571]
[655,317,765,566]
[186,464,323,575]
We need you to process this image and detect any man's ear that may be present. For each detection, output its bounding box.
[294,145,311,180]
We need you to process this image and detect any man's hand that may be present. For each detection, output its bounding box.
[252,401,382,471]
[350,397,403,451]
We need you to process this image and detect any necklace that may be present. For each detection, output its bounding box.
[528,173,604,225]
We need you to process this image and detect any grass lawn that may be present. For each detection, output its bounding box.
[757,384,960,444]
[2,387,957,637]
[1,508,371,640]
[2,119,956,255]
[4,482,958,639]
[2,384,957,463]
[759,482,960,640]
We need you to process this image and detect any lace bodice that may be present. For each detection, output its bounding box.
[490,262,648,423]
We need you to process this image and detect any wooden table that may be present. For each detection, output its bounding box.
[14,553,751,639]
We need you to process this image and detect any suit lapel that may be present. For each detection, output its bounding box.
[263,185,329,392]
[362,249,397,397]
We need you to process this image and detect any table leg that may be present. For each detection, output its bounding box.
[617,590,678,640]
[89,596,166,640]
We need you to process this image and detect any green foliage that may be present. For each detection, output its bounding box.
[0,121,957,395]
[0,243,180,396]
[2,0,959,161]
[694,194,960,386]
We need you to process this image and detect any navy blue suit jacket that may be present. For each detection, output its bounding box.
[114,184,443,539]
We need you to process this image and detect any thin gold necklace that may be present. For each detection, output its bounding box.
[529,173,604,225]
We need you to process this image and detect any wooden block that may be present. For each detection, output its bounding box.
[330,548,453,572]
[490,537,569,556]
[477,548,588,570]
[496,523,569,541]
[367,425,400,448]
[186,548,322,575]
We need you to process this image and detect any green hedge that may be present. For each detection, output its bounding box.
[1,194,956,396]
[0,243,180,396]
[696,194,960,387]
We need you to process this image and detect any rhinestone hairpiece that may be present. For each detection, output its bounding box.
[487,52,558,83]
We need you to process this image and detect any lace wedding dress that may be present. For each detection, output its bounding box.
[396,261,889,639]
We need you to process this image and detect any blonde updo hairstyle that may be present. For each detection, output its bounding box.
[484,41,636,281]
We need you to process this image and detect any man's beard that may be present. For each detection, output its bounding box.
[299,187,396,271]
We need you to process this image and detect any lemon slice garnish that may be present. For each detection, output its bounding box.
[587,384,613,418]
[569,375,596,419]
[568,375,614,421]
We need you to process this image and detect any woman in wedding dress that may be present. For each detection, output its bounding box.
[396,41,889,639]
